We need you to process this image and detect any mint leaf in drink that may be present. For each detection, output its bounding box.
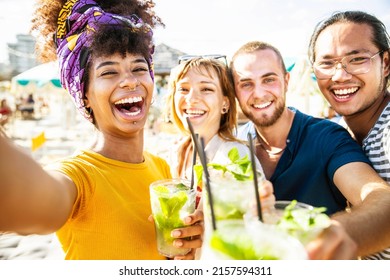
[175,183,188,190]
[158,191,188,219]
[227,146,240,162]
[208,147,254,181]
[152,185,189,230]
[210,226,279,260]
[153,190,189,247]
[210,231,259,259]
[194,147,256,181]
[276,200,331,244]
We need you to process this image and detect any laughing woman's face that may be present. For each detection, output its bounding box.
[85,53,154,135]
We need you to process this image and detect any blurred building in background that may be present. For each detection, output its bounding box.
[7,34,38,74]
[0,33,38,81]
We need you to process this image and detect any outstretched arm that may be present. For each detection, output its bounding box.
[307,162,390,259]
[0,135,76,235]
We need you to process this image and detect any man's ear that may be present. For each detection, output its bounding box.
[383,50,390,78]
[284,71,290,87]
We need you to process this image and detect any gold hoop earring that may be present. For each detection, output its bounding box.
[86,106,93,115]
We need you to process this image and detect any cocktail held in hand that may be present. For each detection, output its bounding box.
[204,200,331,260]
[197,147,266,223]
[266,200,331,245]
[205,218,308,260]
[150,179,196,258]
[198,147,331,260]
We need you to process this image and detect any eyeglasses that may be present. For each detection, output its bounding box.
[177,54,227,65]
[312,50,383,80]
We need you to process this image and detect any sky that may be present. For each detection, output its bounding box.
[0,0,389,63]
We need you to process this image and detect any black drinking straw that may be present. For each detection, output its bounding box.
[190,133,198,190]
[247,132,263,222]
[186,117,217,230]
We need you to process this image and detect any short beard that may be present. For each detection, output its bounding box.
[242,101,285,127]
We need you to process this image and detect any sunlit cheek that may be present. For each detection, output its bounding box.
[235,90,247,104]
[174,97,185,119]
[315,80,328,93]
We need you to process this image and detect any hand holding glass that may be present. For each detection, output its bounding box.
[150,179,196,258]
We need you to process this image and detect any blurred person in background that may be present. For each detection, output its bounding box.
[0,98,12,126]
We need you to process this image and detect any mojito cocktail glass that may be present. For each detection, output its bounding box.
[200,168,267,259]
[203,168,264,224]
[264,200,331,245]
[150,178,196,258]
[202,218,307,260]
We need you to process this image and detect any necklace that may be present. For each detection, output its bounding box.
[256,142,286,155]
[256,137,286,156]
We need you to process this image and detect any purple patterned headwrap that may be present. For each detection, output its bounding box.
[55,0,154,122]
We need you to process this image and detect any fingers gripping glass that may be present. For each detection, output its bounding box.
[312,51,383,80]
[178,54,227,65]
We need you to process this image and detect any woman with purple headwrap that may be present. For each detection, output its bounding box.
[0,0,203,260]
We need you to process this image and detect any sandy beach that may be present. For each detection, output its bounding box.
[0,232,64,260]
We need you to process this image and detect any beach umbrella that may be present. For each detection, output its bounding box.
[10,61,63,95]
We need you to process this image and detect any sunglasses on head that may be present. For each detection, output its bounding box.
[177,54,227,65]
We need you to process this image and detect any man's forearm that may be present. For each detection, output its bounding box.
[332,188,390,256]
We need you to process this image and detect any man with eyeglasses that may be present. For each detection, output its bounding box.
[230,40,390,260]
[309,10,390,260]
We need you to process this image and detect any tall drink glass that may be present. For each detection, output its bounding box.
[150,178,196,258]
[201,217,307,260]
[200,168,266,259]
[203,168,264,226]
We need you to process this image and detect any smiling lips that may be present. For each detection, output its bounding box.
[253,101,272,109]
[184,109,206,118]
[333,87,358,99]
[114,96,144,116]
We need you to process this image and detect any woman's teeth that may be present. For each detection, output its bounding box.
[114,96,143,116]
[115,96,142,105]
[185,109,205,116]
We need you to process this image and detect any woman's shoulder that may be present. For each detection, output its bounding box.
[144,151,172,177]
[144,151,171,167]
[144,150,166,161]
[44,150,94,172]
